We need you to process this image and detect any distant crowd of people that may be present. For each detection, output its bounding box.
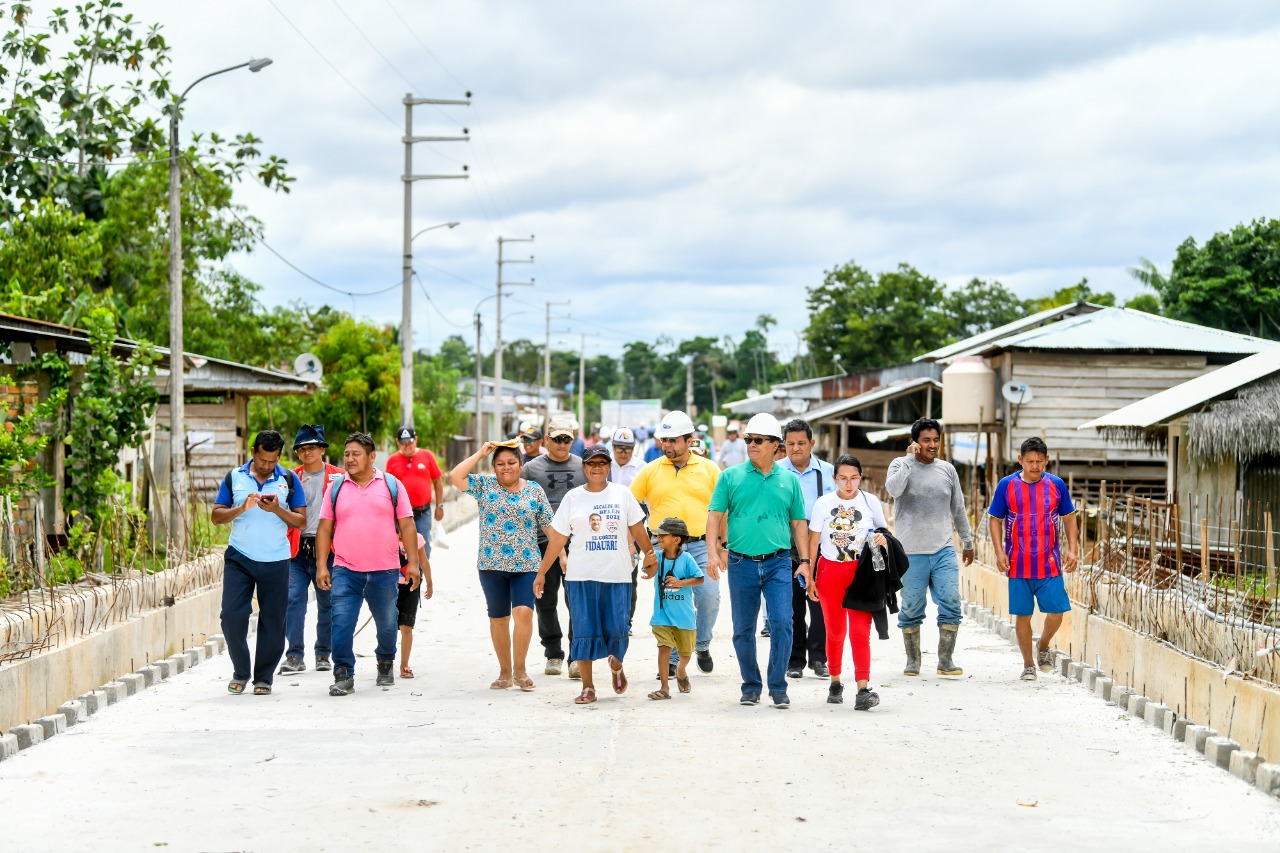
[210,412,1078,702]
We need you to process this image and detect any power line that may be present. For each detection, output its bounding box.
[268,0,400,129]
[414,272,470,328]
[382,0,467,90]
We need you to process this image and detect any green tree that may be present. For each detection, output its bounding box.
[1029,277,1116,310]
[943,278,1029,338]
[0,199,106,325]
[1124,293,1161,314]
[412,354,464,457]
[1152,219,1280,338]
[437,334,474,375]
[306,317,401,446]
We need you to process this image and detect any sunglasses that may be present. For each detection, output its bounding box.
[745,436,775,446]
[550,436,574,445]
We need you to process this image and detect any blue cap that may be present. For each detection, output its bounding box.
[292,424,328,449]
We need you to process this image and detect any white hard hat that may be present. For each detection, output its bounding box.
[655,410,695,439]
[744,412,782,439]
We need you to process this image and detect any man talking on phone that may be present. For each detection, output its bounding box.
[212,430,308,696]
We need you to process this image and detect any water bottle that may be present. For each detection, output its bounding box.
[870,535,887,572]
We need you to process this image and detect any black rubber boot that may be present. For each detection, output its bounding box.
[376,660,395,687]
[902,626,921,676]
[827,681,845,704]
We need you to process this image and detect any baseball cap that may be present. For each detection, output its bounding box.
[520,426,543,441]
[611,427,636,447]
[546,417,575,439]
[581,444,612,463]
[396,426,416,442]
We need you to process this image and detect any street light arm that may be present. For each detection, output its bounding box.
[176,57,273,105]
[411,221,460,243]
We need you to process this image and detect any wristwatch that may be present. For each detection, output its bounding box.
[799,558,811,564]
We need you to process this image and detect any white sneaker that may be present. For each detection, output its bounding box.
[545,658,563,676]
[1020,666,1038,681]
[568,660,581,680]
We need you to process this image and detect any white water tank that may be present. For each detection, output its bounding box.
[941,357,997,425]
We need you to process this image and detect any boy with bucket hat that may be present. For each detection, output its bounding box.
[645,517,705,700]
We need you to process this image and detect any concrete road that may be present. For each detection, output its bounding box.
[1,518,1277,852]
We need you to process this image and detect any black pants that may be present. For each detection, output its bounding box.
[221,545,290,685]
[536,539,572,659]
[789,562,826,667]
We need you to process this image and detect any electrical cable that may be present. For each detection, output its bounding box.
[414,272,470,328]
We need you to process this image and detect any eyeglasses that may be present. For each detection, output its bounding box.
[745,436,774,446]
[550,436,574,445]
[835,474,862,483]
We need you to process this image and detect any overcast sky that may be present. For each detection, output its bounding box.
[134,1,1280,361]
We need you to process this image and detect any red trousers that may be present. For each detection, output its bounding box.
[814,556,873,681]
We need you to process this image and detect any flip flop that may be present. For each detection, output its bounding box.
[574,688,597,705]
[400,665,415,679]
[515,676,536,692]
[608,656,627,695]
[677,676,691,694]
[227,678,248,695]
[490,677,513,690]
[252,682,272,695]
[647,689,671,700]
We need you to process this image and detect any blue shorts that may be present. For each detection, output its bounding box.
[1008,574,1071,616]
[478,570,536,618]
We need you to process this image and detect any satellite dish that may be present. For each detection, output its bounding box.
[294,353,323,383]
[1002,382,1034,405]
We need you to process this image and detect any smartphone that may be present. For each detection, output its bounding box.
[259,493,277,504]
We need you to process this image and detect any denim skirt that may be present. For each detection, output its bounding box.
[566,579,630,662]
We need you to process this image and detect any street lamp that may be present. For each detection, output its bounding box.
[400,221,461,429]
[411,220,459,243]
[168,57,272,556]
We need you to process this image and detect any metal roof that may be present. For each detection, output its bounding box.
[915,302,1104,362]
[803,376,941,423]
[976,307,1272,357]
[1079,345,1280,430]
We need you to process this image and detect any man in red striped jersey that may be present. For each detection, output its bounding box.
[988,437,1078,681]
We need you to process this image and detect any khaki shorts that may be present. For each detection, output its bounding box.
[651,625,695,658]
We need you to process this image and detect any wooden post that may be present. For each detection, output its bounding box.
[1098,479,1109,563]
[1125,498,1134,577]
[1080,491,1089,565]
[1267,508,1276,604]
[1174,498,1183,575]
[1200,517,1210,584]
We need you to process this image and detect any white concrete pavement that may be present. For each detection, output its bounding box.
[1,517,1278,851]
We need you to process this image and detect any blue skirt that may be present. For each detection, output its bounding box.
[566,580,630,663]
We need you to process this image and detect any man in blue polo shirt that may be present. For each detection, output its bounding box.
[212,430,308,695]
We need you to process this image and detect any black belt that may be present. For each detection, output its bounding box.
[730,548,789,562]
[412,504,431,514]
[649,532,706,541]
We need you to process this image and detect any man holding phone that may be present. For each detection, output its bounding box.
[212,430,308,696]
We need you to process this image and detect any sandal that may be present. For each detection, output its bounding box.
[490,677,514,690]
[227,678,248,695]
[609,656,627,695]
[515,676,535,692]
[677,676,691,694]
[252,682,272,695]
[400,665,415,679]
[647,689,671,700]
[574,688,597,705]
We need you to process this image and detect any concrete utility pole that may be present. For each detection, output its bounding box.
[168,57,272,557]
[400,91,470,431]
[474,312,484,447]
[544,300,570,427]
[493,236,534,440]
[578,333,587,435]
[685,356,695,416]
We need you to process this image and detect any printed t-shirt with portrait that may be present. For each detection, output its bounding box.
[550,482,646,583]
[810,490,888,562]
[467,474,553,573]
[650,551,703,630]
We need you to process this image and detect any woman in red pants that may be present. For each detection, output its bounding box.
[808,455,888,710]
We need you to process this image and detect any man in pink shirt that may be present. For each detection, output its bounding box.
[317,432,421,696]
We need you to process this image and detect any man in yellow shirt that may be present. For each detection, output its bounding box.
[630,410,721,674]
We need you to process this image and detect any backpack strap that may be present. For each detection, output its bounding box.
[329,472,404,539]
[329,474,345,516]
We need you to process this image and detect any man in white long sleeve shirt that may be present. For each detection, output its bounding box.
[884,417,974,678]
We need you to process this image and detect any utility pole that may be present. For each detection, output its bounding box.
[544,300,570,428]
[493,236,534,440]
[474,312,484,448]
[578,333,587,434]
[401,91,470,431]
[685,356,695,416]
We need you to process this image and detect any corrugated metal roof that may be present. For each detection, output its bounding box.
[1079,345,1280,430]
[915,302,1103,362]
[979,307,1272,356]
[804,376,941,423]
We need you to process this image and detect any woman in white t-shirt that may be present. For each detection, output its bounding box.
[535,445,656,705]
[808,454,888,711]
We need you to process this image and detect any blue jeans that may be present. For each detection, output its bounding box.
[897,546,964,629]
[285,550,333,658]
[727,551,793,698]
[330,567,400,674]
[667,539,720,664]
[220,545,289,686]
[413,509,433,558]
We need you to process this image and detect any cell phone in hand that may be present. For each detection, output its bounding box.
[259,493,277,504]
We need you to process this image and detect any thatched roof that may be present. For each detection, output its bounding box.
[1187,376,1280,462]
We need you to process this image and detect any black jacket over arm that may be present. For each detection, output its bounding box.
[841,529,910,633]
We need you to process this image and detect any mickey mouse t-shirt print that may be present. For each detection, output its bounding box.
[810,490,889,562]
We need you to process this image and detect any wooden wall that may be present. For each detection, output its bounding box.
[154,395,249,502]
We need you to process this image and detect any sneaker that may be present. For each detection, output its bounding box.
[854,687,880,711]
[811,661,830,678]
[771,693,791,709]
[696,650,713,673]
[315,655,332,672]
[1037,647,1054,672]
[279,656,306,674]
[329,669,355,696]
[568,660,581,680]
[827,682,845,704]
[545,658,564,676]
[740,692,761,706]
[1020,666,1038,681]
[376,660,394,687]
[786,666,803,679]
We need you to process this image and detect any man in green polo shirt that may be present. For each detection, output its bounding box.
[706,413,812,708]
